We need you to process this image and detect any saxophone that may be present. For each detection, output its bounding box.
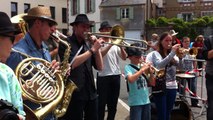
[51,31,78,118]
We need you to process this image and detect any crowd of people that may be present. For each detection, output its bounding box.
[0,5,212,120]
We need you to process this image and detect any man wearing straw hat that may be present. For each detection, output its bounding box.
[6,6,60,120]
[58,14,104,120]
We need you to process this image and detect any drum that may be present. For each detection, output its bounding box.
[151,97,193,120]
[176,73,195,79]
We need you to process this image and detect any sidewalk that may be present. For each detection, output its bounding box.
[115,99,130,120]
[104,99,130,120]
[110,98,207,120]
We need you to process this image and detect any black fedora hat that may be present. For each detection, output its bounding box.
[70,14,94,27]
[99,21,112,31]
[0,12,16,34]
[22,6,57,25]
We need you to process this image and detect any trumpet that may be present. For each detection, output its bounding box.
[176,47,198,58]
[85,25,148,50]
[140,62,165,78]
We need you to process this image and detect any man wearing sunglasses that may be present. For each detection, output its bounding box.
[0,11,25,120]
[6,6,59,120]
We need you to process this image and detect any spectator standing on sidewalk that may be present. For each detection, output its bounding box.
[169,30,181,46]
[193,35,204,69]
[97,21,127,120]
[178,37,200,107]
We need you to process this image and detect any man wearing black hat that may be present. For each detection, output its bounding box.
[96,21,127,120]
[0,11,25,120]
[58,14,104,120]
[6,6,60,120]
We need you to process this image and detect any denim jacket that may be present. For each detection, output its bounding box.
[6,33,51,71]
[6,33,54,120]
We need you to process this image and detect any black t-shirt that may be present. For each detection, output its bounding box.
[58,34,97,100]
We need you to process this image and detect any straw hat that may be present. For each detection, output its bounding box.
[22,6,57,25]
[169,29,178,36]
[0,12,16,34]
[70,14,94,27]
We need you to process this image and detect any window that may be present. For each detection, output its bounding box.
[184,0,190,1]
[86,0,92,13]
[116,7,134,20]
[121,8,129,19]
[204,2,212,6]
[24,3,30,13]
[62,8,67,23]
[178,0,193,2]
[71,0,78,15]
[50,6,55,19]
[11,2,18,17]
[38,5,44,7]
[85,0,94,13]
[202,0,213,1]
[201,11,213,16]
[182,13,193,21]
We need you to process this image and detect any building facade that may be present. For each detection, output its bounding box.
[163,0,213,21]
[68,0,102,33]
[99,0,147,40]
[0,0,68,34]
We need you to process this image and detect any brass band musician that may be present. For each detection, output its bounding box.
[146,32,183,120]
[6,6,60,120]
[58,14,104,120]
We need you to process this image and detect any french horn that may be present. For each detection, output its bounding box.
[15,56,64,120]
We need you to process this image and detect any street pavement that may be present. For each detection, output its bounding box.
[112,59,207,120]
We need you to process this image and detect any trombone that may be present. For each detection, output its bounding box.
[85,25,148,50]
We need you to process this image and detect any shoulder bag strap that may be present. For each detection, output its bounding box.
[129,64,148,81]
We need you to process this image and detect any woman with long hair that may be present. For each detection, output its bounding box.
[149,32,182,120]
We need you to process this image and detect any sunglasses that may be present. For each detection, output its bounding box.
[0,34,15,43]
[40,19,55,27]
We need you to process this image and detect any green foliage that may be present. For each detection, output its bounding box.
[146,16,213,40]
[156,17,169,26]
[146,19,157,27]
[192,18,207,27]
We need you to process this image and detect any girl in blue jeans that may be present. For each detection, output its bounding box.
[124,43,155,120]
[146,32,183,120]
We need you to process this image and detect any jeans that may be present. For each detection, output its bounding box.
[97,75,121,120]
[59,97,98,120]
[130,104,151,120]
[206,73,213,120]
[153,89,177,120]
